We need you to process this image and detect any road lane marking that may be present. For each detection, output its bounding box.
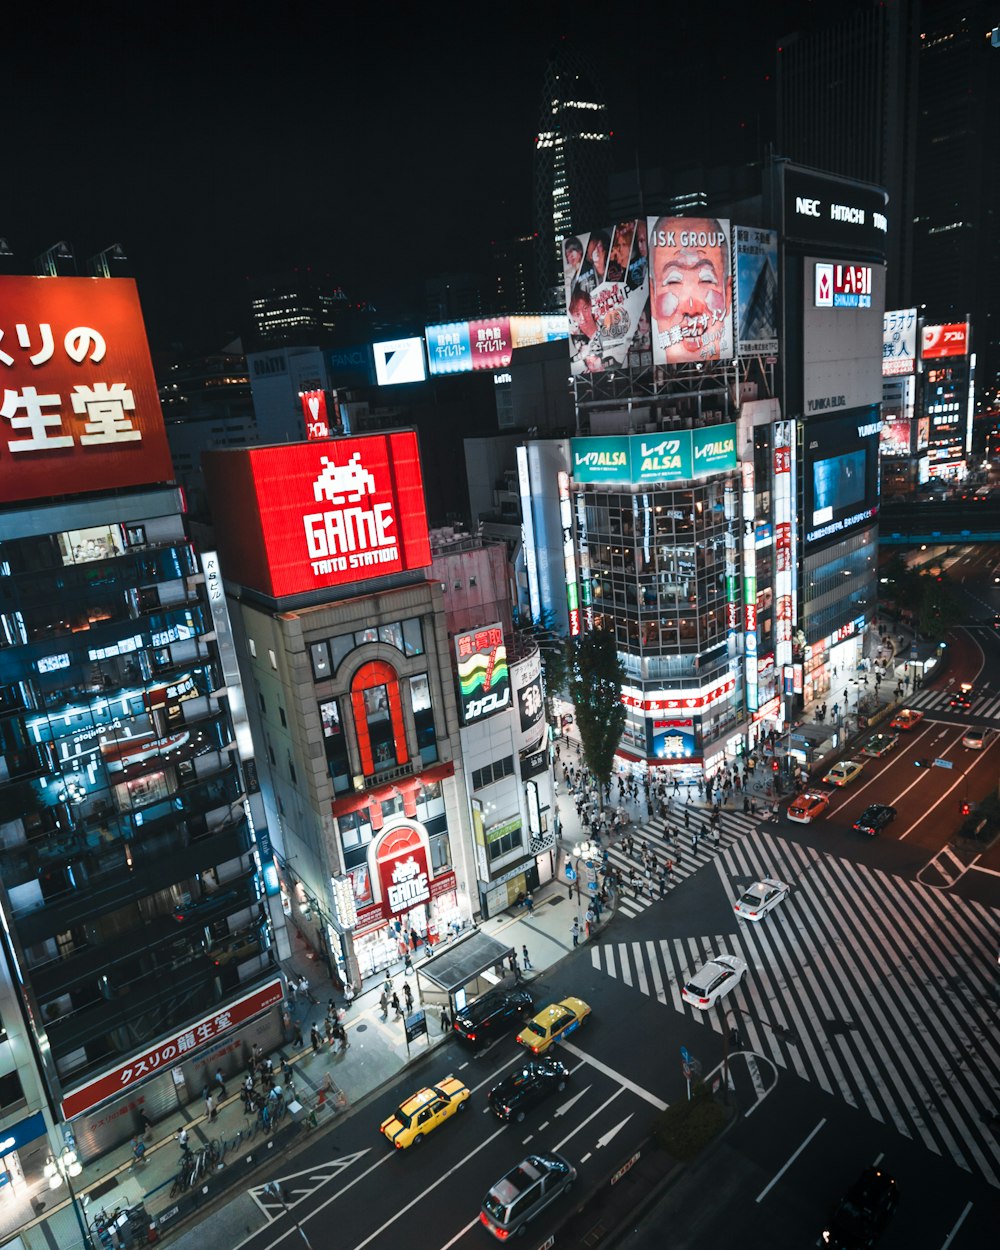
[553,1086,624,1152]
[755,1118,826,1203]
[437,1217,479,1250]
[561,1041,668,1110]
[940,1200,973,1249]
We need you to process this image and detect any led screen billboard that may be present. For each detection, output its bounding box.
[734,227,778,356]
[803,407,881,548]
[562,221,650,375]
[921,322,969,360]
[203,432,432,598]
[882,308,917,376]
[425,315,566,375]
[455,622,510,722]
[0,276,174,505]
[373,337,426,386]
[647,216,733,364]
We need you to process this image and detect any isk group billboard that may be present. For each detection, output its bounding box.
[571,424,737,485]
[0,276,174,505]
[563,221,650,375]
[203,432,432,598]
[648,216,733,364]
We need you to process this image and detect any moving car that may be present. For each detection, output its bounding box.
[821,1166,898,1248]
[733,877,790,922]
[486,1058,569,1122]
[516,998,590,1054]
[681,953,747,1010]
[860,732,899,758]
[379,1076,470,1149]
[949,682,974,711]
[452,988,533,1047]
[962,727,986,749]
[480,1153,577,1241]
[821,759,865,787]
[787,790,831,824]
[889,708,923,730]
[852,803,896,837]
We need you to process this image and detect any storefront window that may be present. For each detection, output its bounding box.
[409,674,438,765]
[363,684,397,770]
[319,698,351,794]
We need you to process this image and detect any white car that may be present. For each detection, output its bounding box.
[962,728,986,750]
[681,954,747,1011]
[733,877,790,922]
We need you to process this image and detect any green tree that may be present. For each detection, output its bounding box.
[567,629,626,805]
[917,574,960,641]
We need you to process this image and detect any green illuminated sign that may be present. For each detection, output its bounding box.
[571,423,737,485]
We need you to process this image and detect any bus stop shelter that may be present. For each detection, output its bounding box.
[416,929,515,1019]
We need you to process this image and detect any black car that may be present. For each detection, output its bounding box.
[486,1058,570,1122]
[822,1166,898,1248]
[452,988,533,1047]
[852,804,896,836]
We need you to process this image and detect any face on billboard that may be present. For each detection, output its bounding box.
[648,217,733,363]
[0,276,174,505]
[564,221,650,377]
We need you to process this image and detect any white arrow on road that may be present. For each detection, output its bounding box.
[250,1149,371,1215]
[554,1085,591,1117]
[596,1114,633,1149]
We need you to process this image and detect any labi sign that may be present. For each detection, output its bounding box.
[571,425,737,485]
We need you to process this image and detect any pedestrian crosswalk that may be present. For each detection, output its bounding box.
[604,806,760,919]
[907,685,1000,720]
[592,826,1000,1187]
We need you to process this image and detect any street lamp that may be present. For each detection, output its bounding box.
[571,838,599,904]
[44,1143,94,1250]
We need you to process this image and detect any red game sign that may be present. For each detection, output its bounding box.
[0,277,174,504]
[203,432,432,597]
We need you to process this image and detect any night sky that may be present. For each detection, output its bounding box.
[5,1,820,351]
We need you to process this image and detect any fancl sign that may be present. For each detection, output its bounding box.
[571,424,737,485]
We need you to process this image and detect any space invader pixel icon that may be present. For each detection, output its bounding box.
[312,452,377,505]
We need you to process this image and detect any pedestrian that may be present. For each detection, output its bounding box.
[404,951,413,975]
[658,873,666,898]
[684,808,690,829]
[177,1127,190,1155]
[403,982,413,1012]
[571,917,580,947]
[667,858,674,882]
[311,1024,322,1054]
[522,943,533,970]
[391,991,402,1019]
[343,981,355,1011]
[213,1068,227,1099]
[138,1109,153,1140]
[131,1136,146,1167]
[440,1006,451,1032]
[324,1014,334,1043]
[287,978,297,1005]
[292,1019,303,1049]
[333,1019,349,1051]
[379,990,389,1020]
[524,892,534,914]
[410,928,419,952]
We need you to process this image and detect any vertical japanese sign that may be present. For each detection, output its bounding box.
[300,390,330,439]
[741,460,758,711]
[0,277,174,504]
[558,471,580,637]
[772,420,794,674]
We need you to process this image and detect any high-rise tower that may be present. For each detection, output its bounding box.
[533,41,612,309]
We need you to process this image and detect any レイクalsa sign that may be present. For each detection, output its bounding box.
[0,277,174,505]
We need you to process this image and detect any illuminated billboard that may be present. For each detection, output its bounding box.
[562,221,650,375]
[734,227,778,356]
[921,322,969,360]
[455,622,510,722]
[300,390,329,440]
[203,432,432,597]
[647,216,733,364]
[570,424,738,484]
[425,315,566,376]
[0,276,174,505]
[373,337,426,386]
[803,407,881,548]
[814,263,872,309]
[882,308,917,376]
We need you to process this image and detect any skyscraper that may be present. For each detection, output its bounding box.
[776,0,919,309]
[533,42,612,309]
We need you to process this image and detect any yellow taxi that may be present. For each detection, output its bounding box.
[379,1076,470,1149]
[821,758,865,787]
[516,997,590,1054]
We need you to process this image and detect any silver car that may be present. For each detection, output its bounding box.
[480,1152,577,1240]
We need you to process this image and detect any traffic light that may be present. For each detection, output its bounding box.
[771,758,779,773]
[914,758,929,768]
[961,800,971,816]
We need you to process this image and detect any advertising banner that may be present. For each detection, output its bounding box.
[570,424,737,485]
[734,226,778,356]
[650,719,697,761]
[803,258,884,416]
[882,308,917,376]
[61,978,284,1119]
[372,337,426,386]
[782,166,889,253]
[803,406,881,548]
[425,322,472,374]
[921,322,969,360]
[563,221,650,375]
[0,276,174,505]
[647,216,733,364]
[455,622,510,722]
[469,317,513,371]
[300,390,329,440]
[511,649,545,750]
[202,431,432,598]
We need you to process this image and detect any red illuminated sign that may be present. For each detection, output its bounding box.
[921,322,968,360]
[621,675,736,713]
[376,823,431,919]
[61,979,284,1119]
[203,432,432,597]
[0,277,174,504]
[300,390,329,440]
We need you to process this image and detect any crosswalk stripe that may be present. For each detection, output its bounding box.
[594,824,1000,1188]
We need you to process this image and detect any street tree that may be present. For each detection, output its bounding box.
[917,573,960,642]
[567,629,626,805]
